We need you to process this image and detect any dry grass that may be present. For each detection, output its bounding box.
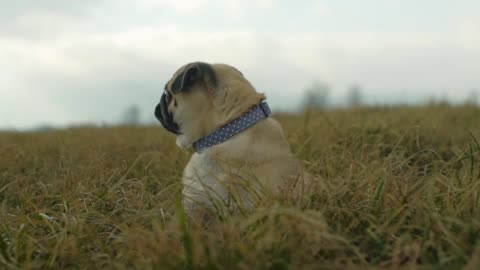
[1,105,480,269]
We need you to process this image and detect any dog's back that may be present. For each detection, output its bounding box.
[182,117,301,215]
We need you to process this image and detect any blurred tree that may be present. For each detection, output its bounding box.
[465,89,479,105]
[123,104,140,125]
[347,84,363,107]
[302,81,330,110]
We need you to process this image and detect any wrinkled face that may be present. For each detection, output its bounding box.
[154,62,218,135]
[154,62,266,147]
[155,89,180,134]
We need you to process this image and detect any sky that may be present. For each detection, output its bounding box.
[1,0,479,129]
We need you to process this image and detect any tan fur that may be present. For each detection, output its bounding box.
[164,62,304,217]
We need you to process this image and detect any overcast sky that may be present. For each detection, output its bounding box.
[1,0,479,129]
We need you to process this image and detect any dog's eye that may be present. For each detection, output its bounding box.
[165,91,171,103]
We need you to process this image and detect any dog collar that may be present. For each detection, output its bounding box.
[193,102,272,153]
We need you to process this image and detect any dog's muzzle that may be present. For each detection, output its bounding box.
[155,91,181,135]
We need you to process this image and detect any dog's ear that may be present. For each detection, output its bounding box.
[171,62,217,94]
[232,67,243,77]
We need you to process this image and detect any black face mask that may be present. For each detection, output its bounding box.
[154,91,181,135]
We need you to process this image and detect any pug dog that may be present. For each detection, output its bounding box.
[155,62,306,217]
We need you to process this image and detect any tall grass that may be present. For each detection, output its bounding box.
[0,105,479,269]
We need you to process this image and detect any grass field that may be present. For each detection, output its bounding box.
[1,105,480,269]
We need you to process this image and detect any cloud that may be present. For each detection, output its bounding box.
[0,0,99,18]
[133,0,209,14]
[312,1,331,15]
[0,0,102,40]
[1,0,479,128]
[455,16,480,50]
[0,88,74,129]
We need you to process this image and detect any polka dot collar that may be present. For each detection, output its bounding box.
[193,102,272,153]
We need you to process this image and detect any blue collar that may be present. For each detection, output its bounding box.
[193,102,272,153]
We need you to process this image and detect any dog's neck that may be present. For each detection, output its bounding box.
[178,102,272,153]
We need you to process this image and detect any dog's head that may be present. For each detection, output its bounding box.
[155,62,265,148]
